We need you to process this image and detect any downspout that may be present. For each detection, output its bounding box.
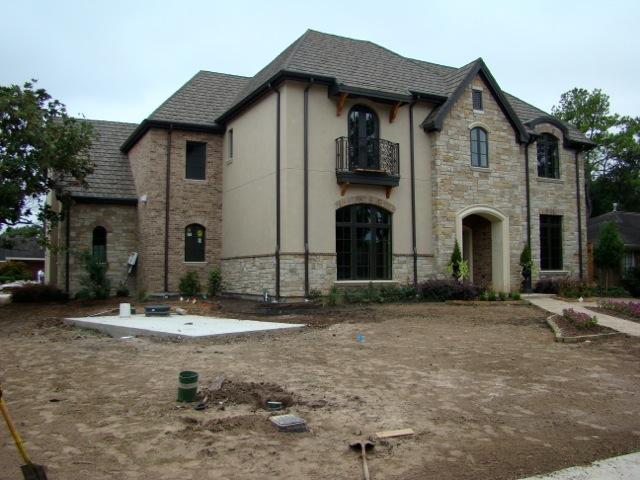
[575,149,584,280]
[303,80,313,297]
[164,124,173,293]
[64,203,70,294]
[271,84,281,300]
[408,100,418,288]
[524,137,533,291]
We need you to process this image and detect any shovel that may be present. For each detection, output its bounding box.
[349,439,374,480]
[0,387,48,480]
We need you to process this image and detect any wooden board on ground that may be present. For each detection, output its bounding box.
[375,428,415,439]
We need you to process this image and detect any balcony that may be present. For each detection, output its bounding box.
[335,136,400,192]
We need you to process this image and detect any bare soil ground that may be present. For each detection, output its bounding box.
[1,300,640,480]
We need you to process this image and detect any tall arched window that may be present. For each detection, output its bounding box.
[336,204,391,280]
[92,226,107,264]
[470,127,488,167]
[537,133,559,178]
[185,224,205,262]
[348,105,380,170]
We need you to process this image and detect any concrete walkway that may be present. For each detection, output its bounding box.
[520,452,640,479]
[524,294,640,337]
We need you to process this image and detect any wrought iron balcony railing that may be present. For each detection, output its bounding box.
[335,137,400,186]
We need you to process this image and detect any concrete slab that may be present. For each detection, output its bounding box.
[519,451,640,479]
[65,314,305,339]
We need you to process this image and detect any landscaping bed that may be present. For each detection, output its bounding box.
[547,309,620,342]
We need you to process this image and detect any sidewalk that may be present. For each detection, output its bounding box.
[523,294,640,337]
[519,452,640,479]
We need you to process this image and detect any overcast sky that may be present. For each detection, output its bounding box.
[3,0,639,123]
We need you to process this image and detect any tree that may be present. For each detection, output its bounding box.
[593,221,624,290]
[0,80,94,232]
[552,88,640,216]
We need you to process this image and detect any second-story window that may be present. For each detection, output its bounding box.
[472,89,483,111]
[186,141,206,180]
[537,133,559,179]
[348,105,379,170]
[470,127,488,168]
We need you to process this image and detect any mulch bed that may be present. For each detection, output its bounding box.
[587,306,640,325]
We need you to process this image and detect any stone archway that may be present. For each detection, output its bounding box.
[455,205,510,292]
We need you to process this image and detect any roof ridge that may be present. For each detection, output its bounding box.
[197,70,250,79]
[79,118,139,126]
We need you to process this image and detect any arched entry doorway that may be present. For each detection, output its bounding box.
[456,205,510,292]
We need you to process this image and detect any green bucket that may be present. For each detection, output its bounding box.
[177,370,198,402]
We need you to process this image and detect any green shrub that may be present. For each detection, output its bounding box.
[0,261,31,282]
[78,250,110,299]
[74,288,91,300]
[623,266,640,298]
[594,221,624,290]
[326,285,342,306]
[307,288,322,300]
[179,271,201,296]
[136,288,149,302]
[534,278,560,294]
[10,284,67,303]
[116,283,129,297]
[419,279,479,301]
[479,291,489,301]
[498,291,508,301]
[511,291,521,301]
[207,269,222,297]
[487,291,497,301]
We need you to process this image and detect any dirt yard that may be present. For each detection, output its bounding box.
[1,300,640,480]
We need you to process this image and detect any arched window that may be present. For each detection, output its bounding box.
[537,133,559,178]
[336,204,391,280]
[348,105,380,170]
[470,127,488,167]
[92,226,107,264]
[185,224,205,262]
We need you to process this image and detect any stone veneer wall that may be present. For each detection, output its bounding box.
[128,128,223,294]
[55,202,138,295]
[429,74,585,290]
[221,252,433,298]
[528,123,587,283]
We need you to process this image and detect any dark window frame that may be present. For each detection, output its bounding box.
[92,226,107,264]
[537,133,560,179]
[336,204,392,281]
[470,127,489,168]
[228,129,233,159]
[472,89,483,111]
[540,215,563,270]
[185,224,206,262]
[185,141,207,180]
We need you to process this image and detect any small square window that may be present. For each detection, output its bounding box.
[472,89,483,111]
[186,141,206,180]
[228,129,234,159]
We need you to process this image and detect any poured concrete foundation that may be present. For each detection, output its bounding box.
[65,314,305,338]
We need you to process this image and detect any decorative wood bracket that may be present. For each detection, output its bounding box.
[336,92,348,117]
[385,186,392,199]
[340,182,350,196]
[389,102,402,123]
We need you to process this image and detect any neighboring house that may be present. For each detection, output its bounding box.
[46,29,594,298]
[0,237,45,280]
[588,210,640,285]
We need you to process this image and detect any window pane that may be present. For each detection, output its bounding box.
[186,142,206,180]
[355,205,371,224]
[472,90,483,110]
[355,227,371,279]
[92,226,107,263]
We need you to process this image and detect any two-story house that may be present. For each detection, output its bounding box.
[46,30,594,298]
